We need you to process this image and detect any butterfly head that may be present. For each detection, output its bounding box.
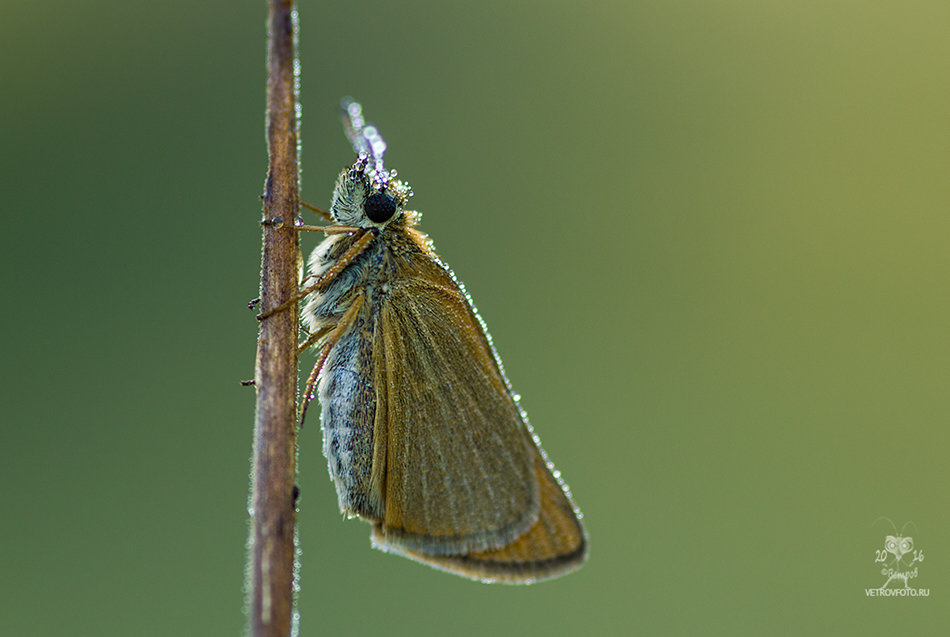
[330,153,413,228]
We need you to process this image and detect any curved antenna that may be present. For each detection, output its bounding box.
[340,97,389,189]
[872,516,898,533]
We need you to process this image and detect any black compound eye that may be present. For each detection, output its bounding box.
[363,191,397,223]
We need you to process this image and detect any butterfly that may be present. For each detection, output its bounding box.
[269,99,587,583]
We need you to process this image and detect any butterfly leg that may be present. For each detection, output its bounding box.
[300,200,333,222]
[292,223,362,234]
[257,229,375,320]
[297,325,331,356]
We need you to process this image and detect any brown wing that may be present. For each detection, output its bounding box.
[373,446,588,583]
[370,251,540,556]
[368,249,586,580]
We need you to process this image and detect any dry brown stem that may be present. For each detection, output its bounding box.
[247,1,300,635]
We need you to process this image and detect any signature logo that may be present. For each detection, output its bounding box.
[865,519,929,597]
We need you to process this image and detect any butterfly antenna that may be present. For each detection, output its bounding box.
[340,97,390,191]
[340,97,369,156]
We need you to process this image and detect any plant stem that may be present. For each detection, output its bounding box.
[248,2,300,636]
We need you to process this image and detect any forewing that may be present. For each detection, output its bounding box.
[374,254,540,556]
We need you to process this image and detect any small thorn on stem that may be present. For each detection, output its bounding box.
[240,379,256,386]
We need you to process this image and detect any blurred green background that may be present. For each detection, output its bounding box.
[2,1,948,634]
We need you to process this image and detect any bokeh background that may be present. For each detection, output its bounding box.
[2,1,948,634]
